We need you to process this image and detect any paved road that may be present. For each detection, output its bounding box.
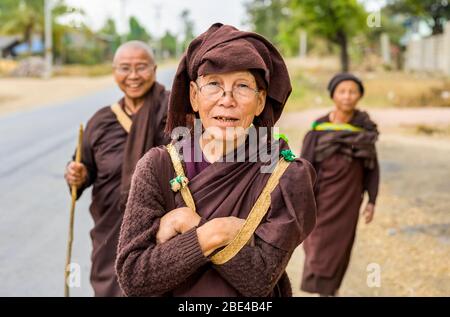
[0,68,175,296]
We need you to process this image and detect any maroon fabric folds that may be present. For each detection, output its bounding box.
[119,82,170,208]
[178,137,317,252]
[116,137,317,296]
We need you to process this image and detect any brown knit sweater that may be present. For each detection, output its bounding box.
[115,148,297,297]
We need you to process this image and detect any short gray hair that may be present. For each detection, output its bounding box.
[113,41,155,65]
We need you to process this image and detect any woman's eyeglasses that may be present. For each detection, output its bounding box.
[114,64,154,76]
[195,81,259,102]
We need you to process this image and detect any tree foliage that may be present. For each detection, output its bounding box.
[0,0,77,55]
[244,0,288,45]
[127,16,151,42]
[386,0,450,35]
[160,30,178,58]
[280,0,367,71]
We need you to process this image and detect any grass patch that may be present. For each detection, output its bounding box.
[53,64,113,77]
[363,73,450,108]
[285,57,338,112]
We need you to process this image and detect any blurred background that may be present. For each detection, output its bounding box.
[0,0,449,297]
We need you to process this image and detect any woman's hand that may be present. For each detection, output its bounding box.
[362,203,375,224]
[156,207,201,244]
[65,162,88,189]
[196,216,245,256]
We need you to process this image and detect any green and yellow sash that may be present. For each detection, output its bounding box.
[312,121,363,132]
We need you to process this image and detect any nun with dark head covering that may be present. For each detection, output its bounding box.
[116,23,317,297]
[300,73,380,296]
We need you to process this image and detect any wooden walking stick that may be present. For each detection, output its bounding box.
[65,124,83,297]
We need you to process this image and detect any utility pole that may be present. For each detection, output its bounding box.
[299,30,307,58]
[120,0,127,43]
[154,3,162,59]
[381,33,391,65]
[44,0,53,78]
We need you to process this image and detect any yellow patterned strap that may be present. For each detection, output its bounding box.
[210,158,290,265]
[111,103,132,133]
[166,144,196,213]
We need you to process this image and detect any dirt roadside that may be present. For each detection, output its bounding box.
[282,109,450,296]
[0,76,115,116]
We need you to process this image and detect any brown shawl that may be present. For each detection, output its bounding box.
[115,135,317,296]
[315,130,378,169]
[166,23,292,132]
[176,134,316,252]
[119,82,170,208]
[302,110,379,169]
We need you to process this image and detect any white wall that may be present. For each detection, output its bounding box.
[405,21,450,76]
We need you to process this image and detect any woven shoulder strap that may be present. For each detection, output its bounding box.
[211,158,290,264]
[166,144,196,213]
[165,143,290,265]
[111,103,132,133]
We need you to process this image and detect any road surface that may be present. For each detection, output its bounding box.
[0,68,175,296]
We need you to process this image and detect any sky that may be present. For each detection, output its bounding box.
[62,0,249,38]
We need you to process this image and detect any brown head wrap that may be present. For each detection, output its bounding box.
[165,23,292,133]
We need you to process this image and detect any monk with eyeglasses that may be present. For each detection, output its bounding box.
[64,41,170,296]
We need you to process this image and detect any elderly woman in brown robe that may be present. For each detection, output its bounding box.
[64,41,170,296]
[115,23,317,297]
[300,73,380,296]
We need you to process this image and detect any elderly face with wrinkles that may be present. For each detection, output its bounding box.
[189,70,266,141]
[113,44,157,101]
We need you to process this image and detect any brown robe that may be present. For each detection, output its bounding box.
[72,82,169,296]
[115,137,317,296]
[300,110,380,295]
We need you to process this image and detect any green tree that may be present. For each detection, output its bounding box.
[0,0,76,55]
[160,30,177,57]
[99,18,121,55]
[386,0,450,35]
[244,0,288,45]
[62,23,109,65]
[280,0,367,71]
[126,16,151,42]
